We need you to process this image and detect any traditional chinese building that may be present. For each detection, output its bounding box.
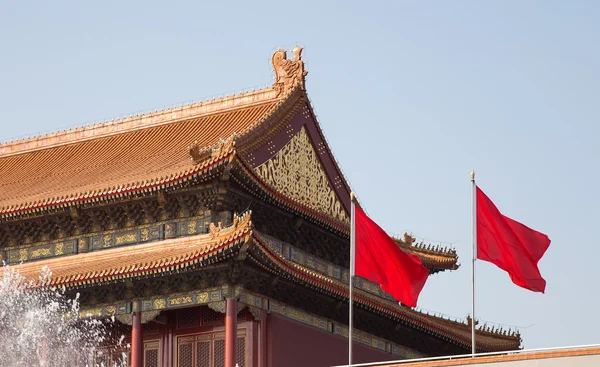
[1,48,521,367]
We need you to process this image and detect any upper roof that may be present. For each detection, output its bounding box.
[0,47,456,267]
[0,90,280,217]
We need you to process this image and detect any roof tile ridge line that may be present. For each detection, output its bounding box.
[249,235,497,347]
[253,231,417,301]
[303,93,356,207]
[0,87,278,158]
[394,236,458,258]
[235,83,303,151]
[46,221,254,288]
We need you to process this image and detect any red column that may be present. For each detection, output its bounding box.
[258,309,267,367]
[131,312,143,367]
[225,298,238,367]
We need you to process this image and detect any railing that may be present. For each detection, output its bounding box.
[331,343,600,367]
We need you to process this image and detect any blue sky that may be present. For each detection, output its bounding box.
[1,1,599,350]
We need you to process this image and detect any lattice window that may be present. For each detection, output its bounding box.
[144,322,160,334]
[213,339,225,367]
[144,341,160,367]
[236,336,246,367]
[178,307,200,329]
[176,330,245,367]
[202,307,224,325]
[179,342,194,367]
[196,340,211,367]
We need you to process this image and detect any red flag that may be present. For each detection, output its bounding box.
[354,206,429,307]
[476,187,551,293]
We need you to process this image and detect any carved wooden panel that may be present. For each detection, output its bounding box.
[197,340,211,367]
[178,340,194,367]
[175,330,246,367]
[254,127,348,222]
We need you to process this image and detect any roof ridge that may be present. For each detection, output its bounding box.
[0,87,279,158]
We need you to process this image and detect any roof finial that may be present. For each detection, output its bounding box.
[272,46,308,96]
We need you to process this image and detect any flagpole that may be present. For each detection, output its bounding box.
[349,192,356,365]
[471,170,477,355]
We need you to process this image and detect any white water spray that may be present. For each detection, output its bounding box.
[0,264,128,366]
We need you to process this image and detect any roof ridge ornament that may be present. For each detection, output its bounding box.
[188,133,237,164]
[272,46,308,97]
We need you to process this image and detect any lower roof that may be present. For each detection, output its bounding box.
[13,212,519,353]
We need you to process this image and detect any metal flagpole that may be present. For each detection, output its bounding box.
[349,192,356,365]
[471,171,477,355]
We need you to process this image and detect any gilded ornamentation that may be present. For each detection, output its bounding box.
[188,133,236,164]
[55,243,64,255]
[196,292,209,304]
[209,222,222,238]
[102,235,112,248]
[169,296,193,306]
[208,301,226,314]
[272,47,308,96]
[188,221,197,235]
[115,233,137,246]
[153,299,166,309]
[140,228,150,242]
[19,249,27,262]
[254,127,348,222]
[30,248,52,259]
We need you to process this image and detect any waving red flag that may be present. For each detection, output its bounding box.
[476,187,551,293]
[354,206,429,307]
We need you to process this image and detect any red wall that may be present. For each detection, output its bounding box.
[267,314,398,367]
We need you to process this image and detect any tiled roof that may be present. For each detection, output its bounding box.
[394,234,459,273]
[250,232,521,353]
[0,92,280,218]
[15,212,253,288]
[11,211,514,353]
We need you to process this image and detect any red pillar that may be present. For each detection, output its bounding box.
[225,298,238,367]
[258,309,267,367]
[131,312,143,367]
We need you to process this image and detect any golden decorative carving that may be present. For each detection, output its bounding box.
[254,127,348,222]
[169,296,193,306]
[188,221,197,235]
[140,228,150,242]
[196,292,209,304]
[55,243,64,255]
[19,249,28,262]
[272,47,308,96]
[189,134,236,164]
[154,299,166,309]
[115,233,137,246]
[30,248,52,259]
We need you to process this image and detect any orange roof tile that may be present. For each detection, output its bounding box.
[0,90,282,218]
[15,212,253,287]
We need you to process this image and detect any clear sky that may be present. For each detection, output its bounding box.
[1,0,599,350]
